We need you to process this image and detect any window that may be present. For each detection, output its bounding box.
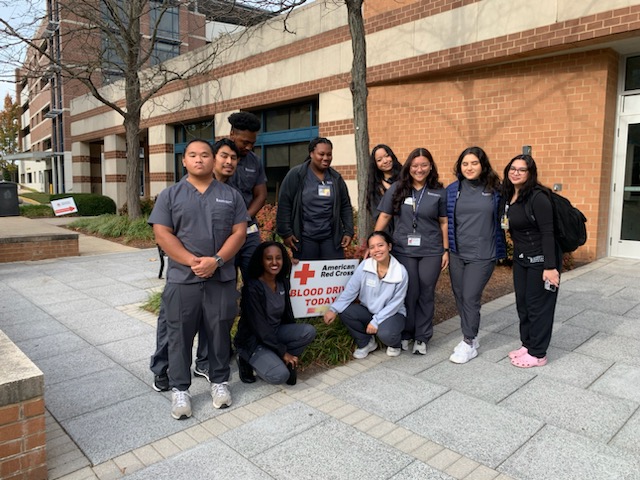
[254,100,319,202]
[152,40,181,65]
[625,56,640,91]
[174,120,215,181]
[150,3,180,65]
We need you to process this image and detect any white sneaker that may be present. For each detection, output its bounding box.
[353,337,378,359]
[413,340,427,355]
[401,339,412,351]
[211,382,232,409]
[171,388,192,420]
[386,346,401,357]
[449,340,478,364]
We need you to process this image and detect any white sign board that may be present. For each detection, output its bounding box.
[290,259,360,318]
[50,197,78,216]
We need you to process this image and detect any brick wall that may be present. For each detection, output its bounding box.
[0,399,46,480]
[0,236,79,263]
[367,49,618,261]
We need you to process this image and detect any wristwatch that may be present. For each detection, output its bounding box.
[214,254,225,267]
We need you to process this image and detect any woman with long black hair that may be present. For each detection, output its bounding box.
[501,154,560,368]
[375,148,448,355]
[366,144,402,223]
[446,147,506,364]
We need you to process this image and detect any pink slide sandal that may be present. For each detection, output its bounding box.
[511,353,547,368]
[508,346,528,359]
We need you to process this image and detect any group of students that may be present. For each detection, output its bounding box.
[149,117,560,421]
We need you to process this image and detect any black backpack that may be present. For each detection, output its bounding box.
[525,188,587,253]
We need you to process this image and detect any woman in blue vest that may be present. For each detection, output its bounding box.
[446,147,506,364]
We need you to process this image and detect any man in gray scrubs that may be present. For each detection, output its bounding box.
[149,138,248,419]
[228,112,267,279]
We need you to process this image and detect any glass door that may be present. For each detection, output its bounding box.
[611,114,640,258]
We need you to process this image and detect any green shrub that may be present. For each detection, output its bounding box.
[69,214,153,243]
[19,204,54,218]
[50,193,116,216]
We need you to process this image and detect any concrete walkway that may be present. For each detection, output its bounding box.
[1,219,639,479]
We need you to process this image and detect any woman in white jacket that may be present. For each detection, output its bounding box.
[323,231,408,359]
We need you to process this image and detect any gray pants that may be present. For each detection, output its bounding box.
[448,254,495,340]
[244,323,316,384]
[339,303,404,349]
[395,254,442,343]
[149,302,208,377]
[163,280,238,390]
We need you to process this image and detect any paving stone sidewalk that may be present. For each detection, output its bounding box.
[1,247,639,480]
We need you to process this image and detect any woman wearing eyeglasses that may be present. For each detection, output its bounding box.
[501,154,560,368]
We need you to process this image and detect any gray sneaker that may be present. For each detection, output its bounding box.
[211,382,232,409]
[171,388,192,420]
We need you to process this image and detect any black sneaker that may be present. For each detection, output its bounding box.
[237,356,256,383]
[286,364,297,386]
[153,373,169,392]
[194,365,210,382]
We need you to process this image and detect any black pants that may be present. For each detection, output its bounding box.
[295,236,344,261]
[512,260,559,358]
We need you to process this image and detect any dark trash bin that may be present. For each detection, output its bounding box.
[0,181,20,217]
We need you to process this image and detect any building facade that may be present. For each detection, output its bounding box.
[67,0,640,261]
[14,0,256,195]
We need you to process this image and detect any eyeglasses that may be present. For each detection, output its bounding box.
[509,167,528,174]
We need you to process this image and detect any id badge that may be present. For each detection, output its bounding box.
[500,214,509,230]
[407,234,422,247]
[404,197,414,206]
[366,278,377,287]
[318,185,331,197]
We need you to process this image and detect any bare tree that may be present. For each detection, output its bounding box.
[345,0,371,239]
[1,0,303,218]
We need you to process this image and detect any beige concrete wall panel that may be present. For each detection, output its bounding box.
[476,0,558,42]
[149,153,174,174]
[319,89,353,123]
[71,110,123,137]
[148,125,174,145]
[367,21,416,66]
[215,112,234,138]
[557,0,634,21]
[412,3,479,55]
[329,134,356,167]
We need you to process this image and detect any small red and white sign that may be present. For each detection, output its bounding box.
[290,259,360,318]
[50,197,78,216]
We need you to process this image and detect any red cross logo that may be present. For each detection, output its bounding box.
[294,263,316,285]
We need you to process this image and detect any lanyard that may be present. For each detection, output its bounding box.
[411,186,426,230]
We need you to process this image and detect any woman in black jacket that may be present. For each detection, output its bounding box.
[501,154,560,368]
[234,242,316,385]
[366,144,402,223]
[276,137,354,261]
